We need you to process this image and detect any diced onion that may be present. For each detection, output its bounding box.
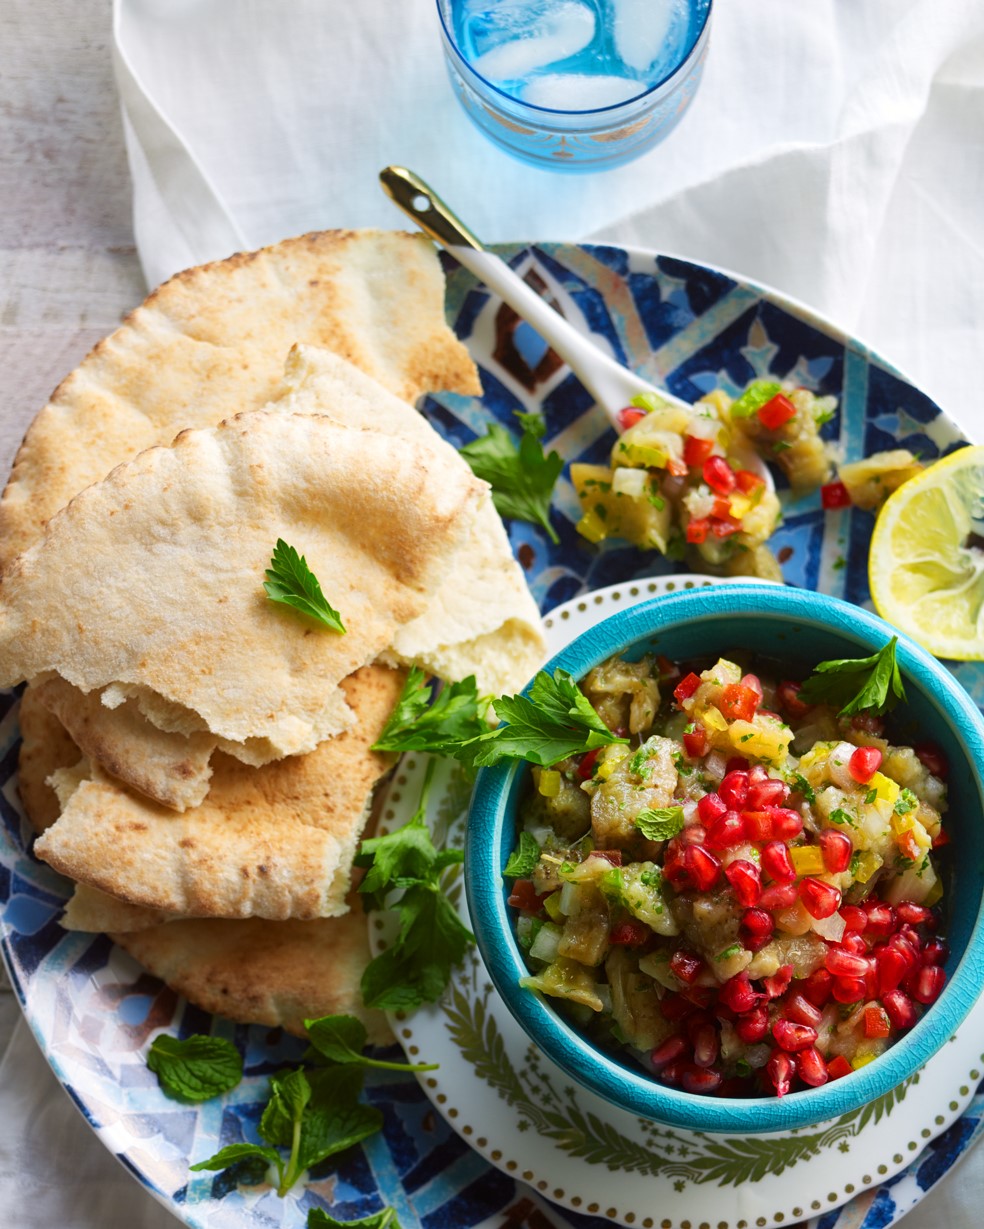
[705,751,728,781]
[828,742,859,790]
[558,882,580,917]
[529,922,563,963]
[811,911,846,943]
[611,467,648,497]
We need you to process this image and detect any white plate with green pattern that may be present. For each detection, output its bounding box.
[372,577,984,1229]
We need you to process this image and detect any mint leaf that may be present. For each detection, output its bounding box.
[259,1068,312,1147]
[503,831,541,878]
[459,421,562,543]
[371,667,485,755]
[633,806,685,841]
[190,1142,282,1174]
[264,538,345,632]
[309,1209,399,1229]
[296,1067,384,1175]
[729,380,782,419]
[798,637,906,717]
[466,668,627,767]
[147,1034,242,1103]
[305,1013,438,1073]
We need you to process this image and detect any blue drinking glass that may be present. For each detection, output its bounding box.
[435,0,712,171]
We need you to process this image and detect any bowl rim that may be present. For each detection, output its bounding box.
[465,584,984,1134]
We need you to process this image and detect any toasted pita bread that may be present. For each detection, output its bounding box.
[32,675,214,810]
[33,665,404,920]
[17,683,81,833]
[0,229,480,572]
[0,413,484,762]
[275,345,546,696]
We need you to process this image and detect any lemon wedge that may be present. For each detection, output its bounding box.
[869,444,984,660]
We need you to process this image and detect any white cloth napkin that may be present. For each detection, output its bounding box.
[4,1,984,1226]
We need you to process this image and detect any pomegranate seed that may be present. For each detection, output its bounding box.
[726,756,750,773]
[827,1055,853,1080]
[832,976,866,1004]
[682,985,717,1009]
[747,778,788,809]
[841,931,867,955]
[743,931,773,953]
[678,824,707,847]
[799,877,842,919]
[818,829,852,874]
[910,965,946,1004]
[659,1060,685,1086]
[777,680,811,718]
[719,770,750,810]
[761,841,796,883]
[742,810,775,842]
[740,672,764,700]
[673,672,702,704]
[617,406,648,430]
[685,845,722,891]
[609,920,651,946]
[757,393,797,430]
[840,905,867,934]
[719,972,758,1014]
[748,763,769,784]
[661,993,695,1022]
[681,1064,723,1095]
[849,745,883,784]
[922,938,949,966]
[766,1050,795,1097]
[703,455,736,495]
[784,993,823,1028]
[770,808,805,840]
[683,726,708,758]
[875,945,909,994]
[669,949,705,984]
[692,1024,720,1068]
[683,434,715,467]
[821,480,851,509]
[864,1004,892,1038]
[896,902,933,926]
[684,1010,713,1042]
[651,1034,689,1068]
[759,883,799,911]
[697,793,728,824]
[725,860,762,907]
[735,1006,769,1043]
[772,1019,818,1052]
[803,968,834,1007]
[863,901,896,937]
[741,906,773,937]
[706,812,748,850]
[763,964,794,999]
[883,989,917,1029]
[825,947,870,978]
[719,684,760,723]
[914,742,948,779]
[797,1047,829,1087]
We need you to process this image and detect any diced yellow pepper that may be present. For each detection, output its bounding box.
[576,510,607,544]
[612,439,668,468]
[790,845,825,876]
[869,772,900,809]
[596,744,630,781]
[543,891,565,923]
[852,850,883,884]
[703,706,728,732]
[698,389,731,415]
[851,1054,876,1071]
[728,719,790,763]
[570,462,613,492]
[729,494,753,520]
[538,769,561,798]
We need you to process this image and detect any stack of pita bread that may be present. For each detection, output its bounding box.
[3,230,546,1042]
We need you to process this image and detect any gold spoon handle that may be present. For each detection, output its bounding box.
[379,166,485,252]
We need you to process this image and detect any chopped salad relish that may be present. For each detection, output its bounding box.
[508,650,949,1098]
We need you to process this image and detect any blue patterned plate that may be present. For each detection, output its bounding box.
[0,243,979,1229]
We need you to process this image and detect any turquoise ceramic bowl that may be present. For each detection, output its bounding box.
[465,585,984,1134]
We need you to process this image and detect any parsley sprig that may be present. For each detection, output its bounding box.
[371,667,486,755]
[264,538,345,632]
[459,417,563,544]
[798,636,906,717]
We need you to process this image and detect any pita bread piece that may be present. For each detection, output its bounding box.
[276,345,547,695]
[17,682,80,833]
[32,674,215,810]
[0,412,484,762]
[33,665,405,921]
[0,229,480,571]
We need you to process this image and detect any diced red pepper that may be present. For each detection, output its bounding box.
[703,455,736,495]
[718,683,760,723]
[734,469,765,495]
[674,672,702,703]
[821,480,851,509]
[666,456,689,478]
[683,725,708,757]
[683,434,715,467]
[686,517,710,545]
[609,919,651,947]
[506,880,545,912]
[863,1004,892,1039]
[617,406,647,430]
[897,829,922,862]
[756,393,797,430]
[826,1055,853,1080]
[932,828,951,849]
[711,496,733,520]
[711,515,743,538]
[576,748,602,780]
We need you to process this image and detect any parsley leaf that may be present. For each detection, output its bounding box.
[147,1034,242,1102]
[513,409,546,439]
[787,771,816,803]
[309,1210,400,1229]
[264,539,345,632]
[830,808,858,828]
[466,669,627,767]
[798,637,906,717]
[633,806,685,841]
[305,1013,438,1073]
[895,787,919,815]
[459,421,563,544]
[356,762,473,1011]
[503,830,541,878]
[729,380,782,419]
[371,667,485,755]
